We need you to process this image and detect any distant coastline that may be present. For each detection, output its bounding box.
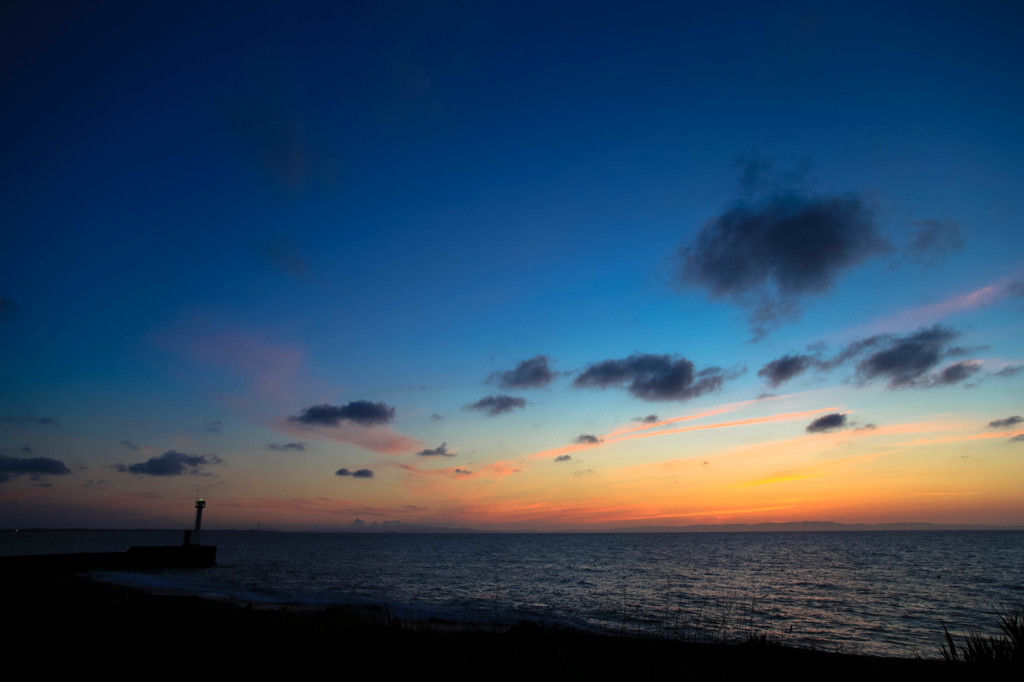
[4,521,1024,534]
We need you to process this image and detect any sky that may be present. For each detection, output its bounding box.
[1,1,1022,531]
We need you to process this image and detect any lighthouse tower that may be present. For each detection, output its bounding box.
[183,498,206,546]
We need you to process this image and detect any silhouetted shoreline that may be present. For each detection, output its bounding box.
[4,569,974,680]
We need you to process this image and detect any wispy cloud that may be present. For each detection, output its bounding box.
[1,415,58,427]
[605,407,841,446]
[253,234,317,279]
[223,94,339,194]
[732,449,903,489]
[277,416,422,455]
[0,295,17,321]
[993,365,1022,378]
[471,403,842,483]
[902,219,965,268]
[857,272,1024,334]
[222,496,422,520]
[160,322,309,410]
[895,431,1022,446]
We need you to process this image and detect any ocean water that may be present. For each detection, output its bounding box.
[3,529,1022,659]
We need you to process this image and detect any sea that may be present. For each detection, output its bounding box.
[3,529,1022,659]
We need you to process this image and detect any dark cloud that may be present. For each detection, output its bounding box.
[0,455,71,482]
[989,416,1023,429]
[904,219,965,267]
[253,235,316,279]
[758,353,817,388]
[115,451,221,476]
[0,296,16,321]
[488,356,556,389]
[417,442,455,457]
[223,95,339,194]
[931,361,982,386]
[1,415,58,427]
[429,413,445,421]
[573,434,602,445]
[554,454,572,462]
[735,152,773,198]
[118,440,140,451]
[676,160,888,337]
[463,395,526,416]
[267,442,308,452]
[632,415,659,423]
[1011,434,1024,443]
[336,468,374,478]
[288,401,396,427]
[993,365,1023,378]
[573,354,735,402]
[850,326,970,389]
[453,468,472,476]
[806,413,848,433]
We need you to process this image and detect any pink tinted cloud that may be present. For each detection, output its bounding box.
[223,496,425,518]
[606,407,840,444]
[896,431,1023,446]
[276,419,423,455]
[155,318,311,411]
[188,332,304,402]
[860,272,1023,334]
[465,404,842,483]
[603,399,758,439]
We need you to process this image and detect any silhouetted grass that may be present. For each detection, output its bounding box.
[941,604,1023,670]
[3,569,973,680]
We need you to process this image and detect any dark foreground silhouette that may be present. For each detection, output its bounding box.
[2,570,996,680]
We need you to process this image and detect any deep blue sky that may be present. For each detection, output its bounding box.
[1,1,1022,530]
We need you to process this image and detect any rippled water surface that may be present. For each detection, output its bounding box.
[4,530,1022,658]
